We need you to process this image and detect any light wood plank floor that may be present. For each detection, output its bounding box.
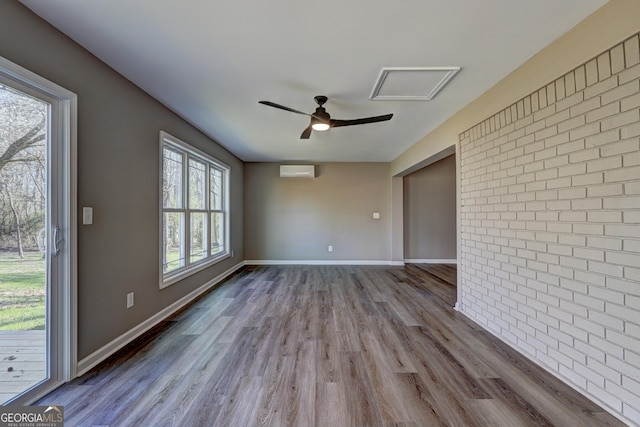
[37,265,623,426]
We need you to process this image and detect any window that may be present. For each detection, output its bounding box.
[160,131,229,287]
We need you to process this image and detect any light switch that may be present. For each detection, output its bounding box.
[82,207,93,225]
[373,212,380,219]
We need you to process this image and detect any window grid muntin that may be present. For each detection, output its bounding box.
[161,132,229,286]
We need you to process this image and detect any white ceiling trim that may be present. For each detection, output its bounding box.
[369,67,461,101]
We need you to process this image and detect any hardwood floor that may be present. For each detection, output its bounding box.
[37,264,623,426]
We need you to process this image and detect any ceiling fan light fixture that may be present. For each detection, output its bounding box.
[311,122,330,131]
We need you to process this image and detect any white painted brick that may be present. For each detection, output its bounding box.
[559,211,586,222]
[621,376,640,403]
[607,330,640,354]
[572,172,604,187]
[588,261,624,278]
[534,147,557,161]
[574,270,605,286]
[548,326,575,346]
[589,334,623,359]
[547,222,572,233]
[600,109,640,132]
[587,183,624,198]
[623,404,640,425]
[575,247,605,261]
[586,156,623,173]
[587,310,624,331]
[558,115,586,133]
[601,80,640,105]
[624,239,640,252]
[574,316,606,338]
[587,236,623,251]
[610,44,625,75]
[572,198,603,210]
[559,299,587,317]
[604,165,640,182]
[586,382,622,412]
[559,187,587,199]
[565,72,577,97]
[556,91,584,111]
[597,52,612,80]
[621,92,640,112]
[587,211,622,223]
[559,255,587,270]
[572,223,604,235]
[589,358,622,383]
[459,36,640,423]
[584,76,618,99]
[606,251,640,266]
[573,339,605,363]
[600,138,640,157]
[560,322,589,342]
[546,200,571,211]
[544,155,569,169]
[571,96,601,117]
[625,182,640,195]
[575,292,606,311]
[569,147,600,163]
[585,128,620,148]
[624,35,640,66]
[605,224,640,237]
[548,244,572,256]
[548,264,574,280]
[607,304,640,325]
[557,139,586,155]
[558,162,586,177]
[558,233,585,246]
[625,150,640,166]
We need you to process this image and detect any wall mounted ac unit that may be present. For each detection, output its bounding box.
[280,164,315,178]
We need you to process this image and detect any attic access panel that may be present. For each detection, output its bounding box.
[370,67,461,101]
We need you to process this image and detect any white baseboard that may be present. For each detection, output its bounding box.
[404,258,457,264]
[244,260,400,266]
[76,261,245,377]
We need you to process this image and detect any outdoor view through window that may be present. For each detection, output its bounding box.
[0,82,48,403]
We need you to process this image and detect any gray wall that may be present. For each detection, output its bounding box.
[1,1,244,359]
[403,154,456,260]
[244,163,391,261]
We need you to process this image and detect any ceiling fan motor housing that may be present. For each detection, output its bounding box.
[314,95,328,106]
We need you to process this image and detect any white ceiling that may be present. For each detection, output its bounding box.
[19,0,608,162]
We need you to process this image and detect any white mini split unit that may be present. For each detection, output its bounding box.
[279,164,315,178]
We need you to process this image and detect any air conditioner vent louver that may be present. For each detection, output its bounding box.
[280,165,315,178]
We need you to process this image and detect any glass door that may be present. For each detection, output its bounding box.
[0,59,75,404]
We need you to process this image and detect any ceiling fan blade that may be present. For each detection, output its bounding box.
[300,125,312,139]
[330,113,393,128]
[258,100,313,117]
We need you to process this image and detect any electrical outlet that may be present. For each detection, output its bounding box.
[231,250,234,257]
[328,245,333,253]
[126,292,134,308]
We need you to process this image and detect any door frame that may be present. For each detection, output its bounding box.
[0,55,77,404]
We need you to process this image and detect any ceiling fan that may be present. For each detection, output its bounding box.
[259,95,393,139]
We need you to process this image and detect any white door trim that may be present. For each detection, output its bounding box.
[0,55,77,403]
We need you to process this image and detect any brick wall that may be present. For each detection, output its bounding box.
[459,33,640,424]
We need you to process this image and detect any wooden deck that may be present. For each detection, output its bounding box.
[0,330,46,404]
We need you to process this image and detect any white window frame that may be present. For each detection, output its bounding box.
[159,131,230,288]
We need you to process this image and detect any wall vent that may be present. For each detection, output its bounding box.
[279,164,315,178]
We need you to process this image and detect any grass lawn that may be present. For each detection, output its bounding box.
[0,251,46,330]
